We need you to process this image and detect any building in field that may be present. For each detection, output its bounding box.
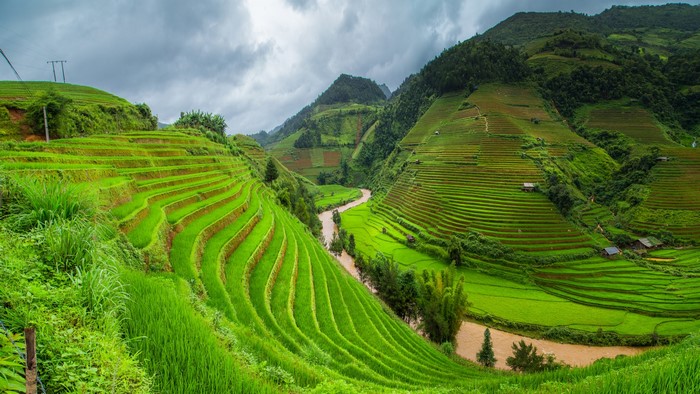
[521,182,536,192]
[602,246,621,258]
[635,236,663,250]
[406,234,416,243]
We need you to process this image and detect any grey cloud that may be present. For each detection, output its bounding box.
[2,0,698,134]
[286,0,316,11]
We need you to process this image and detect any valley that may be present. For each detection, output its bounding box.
[2,2,700,393]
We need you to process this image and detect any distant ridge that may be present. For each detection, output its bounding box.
[260,73,386,145]
[480,3,700,46]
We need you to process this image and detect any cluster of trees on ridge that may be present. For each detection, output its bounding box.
[22,88,158,138]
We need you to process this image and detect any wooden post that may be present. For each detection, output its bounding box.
[42,106,49,143]
[24,327,37,394]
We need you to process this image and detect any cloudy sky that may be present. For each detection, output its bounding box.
[1,0,695,134]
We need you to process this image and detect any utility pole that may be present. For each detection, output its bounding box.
[43,106,49,142]
[47,60,67,82]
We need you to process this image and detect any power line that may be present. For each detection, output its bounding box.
[47,60,67,83]
[0,48,31,95]
[1,48,51,142]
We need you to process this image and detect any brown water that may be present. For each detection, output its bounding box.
[319,189,649,369]
[456,321,645,370]
[318,188,371,279]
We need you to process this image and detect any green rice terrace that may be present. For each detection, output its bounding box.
[268,103,379,182]
[342,82,700,341]
[1,127,698,393]
[3,3,700,393]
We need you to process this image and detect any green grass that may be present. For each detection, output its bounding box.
[5,128,700,392]
[342,203,699,336]
[0,81,130,106]
[312,184,362,209]
[121,270,278,393]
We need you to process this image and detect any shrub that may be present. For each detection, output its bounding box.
[173,110,227,137]
[506,340,566,373]
[40,218,99,273]
[3,177,95,231]
[440,341,455,355]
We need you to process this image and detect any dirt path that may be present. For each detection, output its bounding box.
[318,188,371,279]
[319,189,650,369]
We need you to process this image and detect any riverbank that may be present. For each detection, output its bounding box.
[318,188,370,279]
[318,189,649,370]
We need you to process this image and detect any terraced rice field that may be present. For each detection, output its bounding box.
[534,256,700,318]
[0,130,485,390]
[384,84,594,255]
[584,106,671,145]
[631,147,700,241]
[342,203,700,336]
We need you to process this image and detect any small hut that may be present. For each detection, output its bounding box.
[406,234,416,243]
[434,130,440,136]
[635,237,663,250]
[602,246,621,258]
[656,156,670,162]
[521,182,536,192]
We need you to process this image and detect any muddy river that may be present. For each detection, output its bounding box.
[318,189,647,369]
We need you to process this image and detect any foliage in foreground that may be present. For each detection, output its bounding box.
[0,176,151,393]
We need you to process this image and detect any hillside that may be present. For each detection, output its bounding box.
[0,81,158,140]
[262,74,386,183]
[4,3,700,393]
[3,127,700,393]
[255,74,386,147]
[336,2,700,353]
[481,3,700,52]
[342,83,700,338]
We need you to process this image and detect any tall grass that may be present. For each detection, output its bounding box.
[41,218,100,272]
[2,176,95,231]
[121,270,278,394]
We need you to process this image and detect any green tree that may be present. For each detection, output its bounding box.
[417,267,468,344]
[347,233,356,257]
[331,209,341,225]
[265,158,279,183]
[135,103,158,130]
[447,235,463,266]
[329,233,343,256]
[506,340,543,373]
[173,109,227,136]
[339,158,350,185]
[476,328,496,368]
[26,89,72,137]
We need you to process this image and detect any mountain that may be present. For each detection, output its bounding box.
[480,3,700,54]
[263,74,386,147]
[263,74,387,183]
[378,83,392,99]
[2,4,700,392]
